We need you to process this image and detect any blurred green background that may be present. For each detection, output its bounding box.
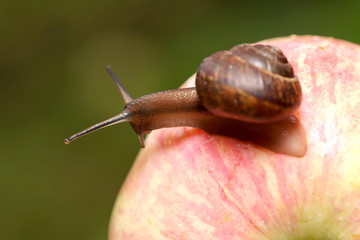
[1,0,359,239]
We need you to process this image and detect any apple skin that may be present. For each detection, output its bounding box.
[109,36,360,239]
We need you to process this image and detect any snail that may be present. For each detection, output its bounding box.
[64,44,302,149]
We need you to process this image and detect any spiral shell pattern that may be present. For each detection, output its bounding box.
[196,44,302,123]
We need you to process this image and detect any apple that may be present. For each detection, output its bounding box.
[109,36,360,239]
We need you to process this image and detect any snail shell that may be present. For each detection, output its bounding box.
[196,44,302,123]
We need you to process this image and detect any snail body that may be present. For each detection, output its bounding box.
[65,44,302,147]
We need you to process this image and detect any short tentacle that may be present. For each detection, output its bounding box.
[106,66,133,104]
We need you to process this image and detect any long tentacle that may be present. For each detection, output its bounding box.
[64,111,130,144]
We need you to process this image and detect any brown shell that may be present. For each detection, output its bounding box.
[195,44,302,123]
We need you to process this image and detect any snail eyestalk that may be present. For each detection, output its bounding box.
[64,111,130,144]
[105,66,133,104]
[65,66,134,145]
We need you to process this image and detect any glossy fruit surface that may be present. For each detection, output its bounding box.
[109,35,360,240]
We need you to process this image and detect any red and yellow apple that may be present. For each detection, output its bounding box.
[109,36,360,239]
